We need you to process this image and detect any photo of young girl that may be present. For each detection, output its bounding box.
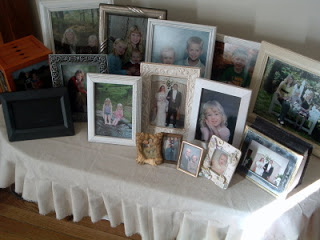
[102,98,113,125]
[112,103,124,126]
[123,25,144,64]
[199,100,230,142]
[195,88,241,144]
[94,83,133,139]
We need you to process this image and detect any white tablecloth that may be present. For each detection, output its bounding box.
[0,106,320,240]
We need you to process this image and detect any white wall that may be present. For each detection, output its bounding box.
[29,0,320,61]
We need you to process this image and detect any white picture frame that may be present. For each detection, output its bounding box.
[188,78,252,148]
[140,62,200,139]
[145,19,216,79]
[87,73,141,146]
[36,0,113,53]
[249,41,320,157]
[200,135,241,189]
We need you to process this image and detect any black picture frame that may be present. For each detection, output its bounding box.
[0,87,74,141]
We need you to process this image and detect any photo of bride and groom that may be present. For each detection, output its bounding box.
[149,76,187,129]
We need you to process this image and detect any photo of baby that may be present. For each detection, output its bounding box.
[210,150,228,175]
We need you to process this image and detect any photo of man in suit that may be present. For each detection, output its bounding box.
[166,83,182,128]
[262,160,274,181]
[180,147,191,171]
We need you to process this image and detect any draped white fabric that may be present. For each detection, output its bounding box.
[0,106,320,240]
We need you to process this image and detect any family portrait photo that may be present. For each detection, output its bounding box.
[105,16,147,76]
[253,57,320,146]
[146,19,216,78]
[194,89,241,144]
[51,9,100,54]
[211,35,260,88]
[94,82,133,139]
[162,133,182,163]
[178,141,203,177]
[149,75,187,129]
[12,60,52,91]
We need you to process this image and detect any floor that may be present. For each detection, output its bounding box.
[0,187,141,240]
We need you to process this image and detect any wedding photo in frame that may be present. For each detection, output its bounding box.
[87,73,141,146]
[188,78,252,148]
[162,133,183,164]
[211,33,260,88]
[249,41,320,157]
[49,54,108,121]
[136,132,163,166]
[36,0,113,53]
[140,62,200,139]
[238,126,304,198]
[99,4,167,59]
[177,141,204,177]
[145,19,216,78]
[200,135,241,189]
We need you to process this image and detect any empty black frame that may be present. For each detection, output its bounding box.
[0,87,74,141]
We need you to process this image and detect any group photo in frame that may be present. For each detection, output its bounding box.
[87,73,141,146]
[200,135,241,189]
[49,54,108,121]
[211,33,260,88]
[177,141,204,177]
[238,126,304,198]
[36,0,113,53]
[140,62,200,139]
[99,4,167,75]
[145,19,216,78]
[162,133,183,164]
[250,41,320,156]
[188,78,252,148]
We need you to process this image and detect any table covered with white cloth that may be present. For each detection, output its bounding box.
[0,106,320,240]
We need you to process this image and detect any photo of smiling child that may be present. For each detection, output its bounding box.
[211,152,228,175]
[179,36,205,77]
[219,49,250,87]
[199,100,230,142]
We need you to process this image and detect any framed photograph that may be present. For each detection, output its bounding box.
[237,126,304,198]
[145,19,216,78]
[49,54,108,121]
[177,141,204,177]
[249,41,320,157]
[211,33,260,88]
[188,78,252,148]
[162,133,183,164]
[99,4,167,75]
[140,62,201,139]
[36,0,113,53]
[136,132,163,166]
[0,87,74,141]
[12,60,52,91]
[87,73,141,146]
[199,135,241,189]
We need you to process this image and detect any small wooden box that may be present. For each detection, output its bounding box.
[0,35,52,92]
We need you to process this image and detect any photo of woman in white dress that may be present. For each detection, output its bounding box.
[152,85,168,127]
[254,157,265,176]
